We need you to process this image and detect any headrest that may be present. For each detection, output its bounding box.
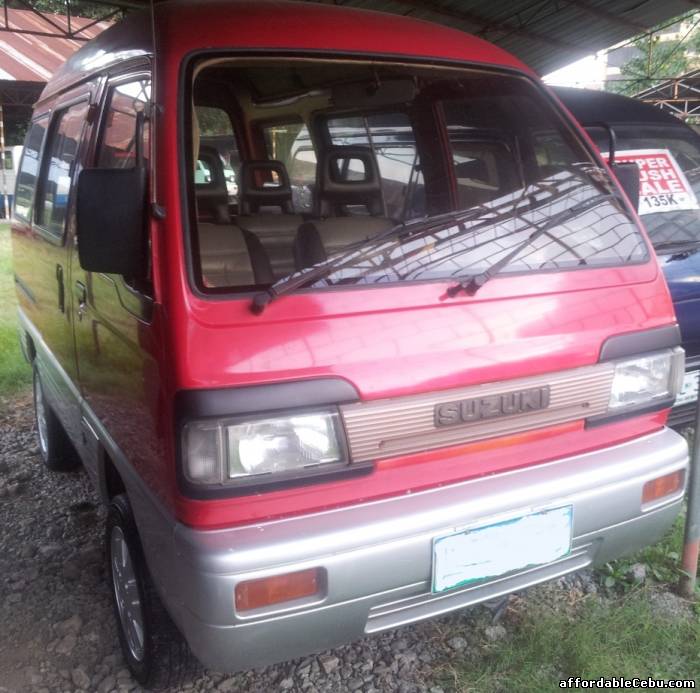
[195,144,230,225]
[316,145,384,217]
[239,160,293,214]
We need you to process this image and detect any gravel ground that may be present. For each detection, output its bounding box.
[0,390,624,693]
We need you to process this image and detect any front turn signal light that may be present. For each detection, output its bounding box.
[235,568,322,612]
[642,469,685,506]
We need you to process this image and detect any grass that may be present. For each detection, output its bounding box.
[444,590,700,692]
[599,514,686,589]
[0,220,31,394]
[442,516,700,692]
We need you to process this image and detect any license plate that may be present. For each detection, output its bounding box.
[432,505,573,593]
[675,370,699,407]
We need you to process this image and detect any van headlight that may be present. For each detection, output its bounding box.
[607,347,685,413]
[182,410,348,485]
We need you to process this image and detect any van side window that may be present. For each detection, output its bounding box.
[262,122,316,213]
[532,130,578,169]
[36,102,89,238]
[98,79,151,168]
[442,101,523,210]
[14,118,48,221]
[194,106,240,204]
[326,113,423,220]
[449,139,520,210]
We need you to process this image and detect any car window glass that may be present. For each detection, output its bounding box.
[195,106,240,202]
[95,78,154,296]
[98,78,151,169]
[263,122,315,213]
[587,123,700,247]
[191,60,646,293]
[327,113,423,219]
[37,103,88,238]
[14,118,48,221]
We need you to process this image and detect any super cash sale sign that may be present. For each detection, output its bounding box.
[604,148,700,216]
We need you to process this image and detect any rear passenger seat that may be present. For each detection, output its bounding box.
[293,146,394,269]
[234,160,304,280]
[195,146,273,288]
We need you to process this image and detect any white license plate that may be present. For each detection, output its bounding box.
[675,370,699,407]
[432,505,573,593]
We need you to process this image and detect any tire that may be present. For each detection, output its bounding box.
[106,494,201,690]
[32,366,79,471]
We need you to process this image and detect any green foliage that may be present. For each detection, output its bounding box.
[6,118,28,147]
[0,222,31,394]
[444,591,700,692]
[610,39,691,95]
[610,14,700,95]
[196,107,233,137]
[6,0,118,20]
[598,515,685,591]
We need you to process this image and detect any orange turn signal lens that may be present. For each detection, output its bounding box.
[642,470,685,505]
[235,568,322,612]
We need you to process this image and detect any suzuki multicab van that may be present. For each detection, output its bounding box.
[556,86,700,428]
[11,0,690,687]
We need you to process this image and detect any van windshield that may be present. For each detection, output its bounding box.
[189,59,647,293]
[587,123,700,252]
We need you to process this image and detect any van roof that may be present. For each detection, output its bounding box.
[553,86,684,128]
[40,0,531,102]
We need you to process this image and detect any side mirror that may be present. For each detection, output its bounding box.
[586,121,640,212]
[76,166,148,278]
[610,161,640,212]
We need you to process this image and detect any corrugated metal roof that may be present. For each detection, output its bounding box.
[0,0,696,81]
[305,0,696,74]
[0,8,111,82]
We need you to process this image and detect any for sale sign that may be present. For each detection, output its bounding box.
[602,148,699,216]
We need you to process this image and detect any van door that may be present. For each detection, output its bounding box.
[12,96,91,444]
[70,74,160,488]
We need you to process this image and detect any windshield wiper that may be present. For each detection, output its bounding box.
[653,239,700,254]
[250,207,497,314]
[445,194,617,298]
[250,180,617,313]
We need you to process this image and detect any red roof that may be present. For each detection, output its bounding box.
[45,0,532,101]
[0,8,111,83]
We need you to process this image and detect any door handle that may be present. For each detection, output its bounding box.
[55,264,64,313]
[75,280,87,321]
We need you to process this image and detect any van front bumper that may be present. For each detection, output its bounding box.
[167,428,687,672]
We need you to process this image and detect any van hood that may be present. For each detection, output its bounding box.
[176,262,673,399]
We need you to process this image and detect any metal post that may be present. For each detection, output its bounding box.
[679,398,700,596]
[0,103,9,220]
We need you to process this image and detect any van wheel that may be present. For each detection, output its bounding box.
[33,366,79,471]
[106,494,201,690]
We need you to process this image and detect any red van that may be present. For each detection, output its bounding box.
[11,1,689,688]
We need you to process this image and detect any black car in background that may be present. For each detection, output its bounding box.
[555,86,700,426]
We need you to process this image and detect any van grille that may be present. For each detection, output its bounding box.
[340,364,615,462]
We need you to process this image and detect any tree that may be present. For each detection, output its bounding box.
[7,1,119,20]
[608,15,700,96]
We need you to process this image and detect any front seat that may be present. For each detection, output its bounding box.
[195,146,273,288]
[234,160,304,279]
[293,146,393,269]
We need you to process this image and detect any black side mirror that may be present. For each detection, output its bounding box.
[586,121,640,211]
[76,166,148,277]
[610,161,640,212]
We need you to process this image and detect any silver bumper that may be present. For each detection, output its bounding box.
[162,428,687,672]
